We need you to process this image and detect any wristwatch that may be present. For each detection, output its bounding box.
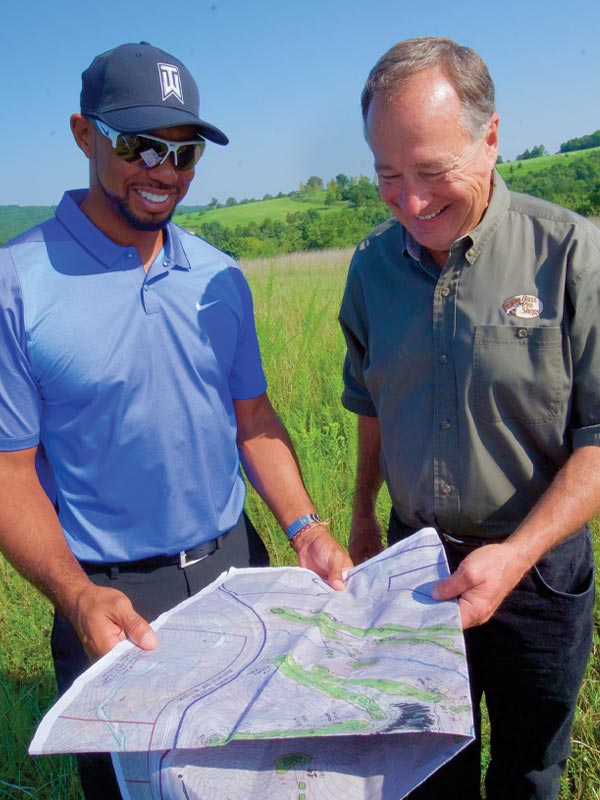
[285,513,322,540]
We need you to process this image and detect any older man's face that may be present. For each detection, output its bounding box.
[366,69,499,267]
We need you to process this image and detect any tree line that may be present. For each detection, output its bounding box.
[501,150,600,217]
[193,177,389,260]
[1,141,599,254]
[559,130,600,153]
[183,151,600,260]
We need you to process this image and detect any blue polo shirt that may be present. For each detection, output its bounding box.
[0,190,267,562]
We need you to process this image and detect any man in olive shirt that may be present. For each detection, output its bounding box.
[340,37,599,800]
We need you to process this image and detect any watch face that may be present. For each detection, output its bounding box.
[286,514,321,539]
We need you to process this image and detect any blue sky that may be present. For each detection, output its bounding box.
[3,0,599,206]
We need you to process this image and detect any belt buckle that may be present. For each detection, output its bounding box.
[179,549,209,569]
[441,532,467,546]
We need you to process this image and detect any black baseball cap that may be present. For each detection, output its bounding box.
[80,41,228,145]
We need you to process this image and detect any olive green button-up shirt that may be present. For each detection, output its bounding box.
[340,173,600,539]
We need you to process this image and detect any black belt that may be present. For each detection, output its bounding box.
[440,531,503,549]
[81,534,226,577]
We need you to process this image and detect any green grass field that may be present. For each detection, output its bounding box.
[1,247,599,799]
[175,191,343,230]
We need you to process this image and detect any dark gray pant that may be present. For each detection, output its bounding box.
[51,513,268,800]
[389,510,595,800]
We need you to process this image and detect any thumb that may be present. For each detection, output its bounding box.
[326,557,346,591]
[328,550,354,591]
[431,572,466,602]
[123,612,159,650]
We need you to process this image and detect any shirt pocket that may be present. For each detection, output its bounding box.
[473,325,563,424]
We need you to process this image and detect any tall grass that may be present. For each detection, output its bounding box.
[0,247,598,799]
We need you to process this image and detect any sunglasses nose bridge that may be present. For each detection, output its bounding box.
[163,142,188,169]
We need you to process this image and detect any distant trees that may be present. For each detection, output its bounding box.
[559,130,600,153]
[502,149,600,217]
[187,174,389,260]
[305,176,324,194]
[515,144,548,161]
[190,152,600,260]
[8,143,599,254]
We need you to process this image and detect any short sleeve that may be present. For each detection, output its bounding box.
[0,246,41,450]
[339,253,377,417]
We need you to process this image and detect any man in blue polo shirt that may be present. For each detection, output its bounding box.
[0,42,351,799]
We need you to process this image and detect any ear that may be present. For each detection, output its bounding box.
[70,114,94,159]
[485,112,500,167]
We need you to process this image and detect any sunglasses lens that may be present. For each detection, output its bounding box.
[175,140,205,171]
[113,132,205,170]
[114,134,165,165]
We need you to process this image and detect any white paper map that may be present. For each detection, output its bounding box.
[31,527,474,799]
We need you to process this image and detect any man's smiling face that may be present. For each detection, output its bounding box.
[88,123,197,233]
[366,68,499,266]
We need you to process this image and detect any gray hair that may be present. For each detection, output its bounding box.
[361,37,496,139]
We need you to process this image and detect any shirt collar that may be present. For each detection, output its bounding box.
[466,170,510,262]
[55,189,191,271]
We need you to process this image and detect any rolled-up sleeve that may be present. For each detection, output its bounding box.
[567,230,600,448]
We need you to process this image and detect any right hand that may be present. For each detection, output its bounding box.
[348,512,384,564]
[69,583,158,660]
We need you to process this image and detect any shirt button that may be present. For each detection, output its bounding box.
[517,328,528,338]
[127,252,133,258]
[440,354,449,364]
[440,420,451,431]
[440,287,450,297]
[163,261,170,267]
[143,285,149,292]
[441,483,453,495]
[466,248,475,259]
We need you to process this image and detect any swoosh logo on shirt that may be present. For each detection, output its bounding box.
[195,299,221,312]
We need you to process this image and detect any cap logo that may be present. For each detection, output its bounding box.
[502,294,543,319]
[157,62,184,104]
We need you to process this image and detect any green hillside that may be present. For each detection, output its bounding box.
[0,206,56,245]
[497,146,600,179]
[176,192,342,230]
[2,145,599,251]
[498,146,600,217]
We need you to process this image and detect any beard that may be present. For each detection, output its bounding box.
[114,195,173,231]
[97,176,178,231]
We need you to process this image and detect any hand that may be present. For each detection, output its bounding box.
[348,512,384,565]
[291,525,353,590]
[70,583,159,660]
[431,541,528,629]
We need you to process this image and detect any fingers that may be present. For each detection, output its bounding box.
[292,526,353,590]
[431,543,526,629]
[73,585,158,659]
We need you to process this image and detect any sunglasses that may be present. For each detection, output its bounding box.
[93,120,205,171]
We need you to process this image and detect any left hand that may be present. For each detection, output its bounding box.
[291,525,354,590]
[431,541,528,628]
